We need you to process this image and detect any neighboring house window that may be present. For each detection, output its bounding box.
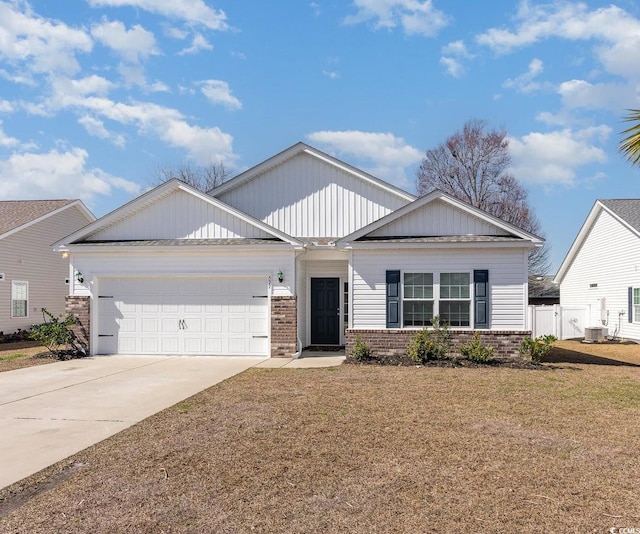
[439,273,471,327]
[634,288,640,322]
[343,282,349,327]
[11,281,28,318]
[403,273,434,326]
[401,272,471,327]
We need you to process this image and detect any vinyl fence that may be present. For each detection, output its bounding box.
[527,305,587,340]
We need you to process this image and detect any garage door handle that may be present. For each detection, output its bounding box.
[252,335,268,338]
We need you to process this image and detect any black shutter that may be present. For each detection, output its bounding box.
[629,287,633,323]
[386,270,400,328]
[474,270,489,328]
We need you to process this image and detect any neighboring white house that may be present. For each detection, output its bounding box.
[55,143,541,357]
[0,200,95,335]
[554,199,640,342]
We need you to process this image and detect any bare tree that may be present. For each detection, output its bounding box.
[416,118,550,277]
[151,161,231,191]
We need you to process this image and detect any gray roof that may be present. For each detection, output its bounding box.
[76,238,284,246]
[600,199,640,233]
[0,200,75,235]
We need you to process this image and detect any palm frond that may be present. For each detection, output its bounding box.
[619,109,640,166]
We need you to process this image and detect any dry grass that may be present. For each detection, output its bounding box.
[0,341,53,373]
[1,340,640,533]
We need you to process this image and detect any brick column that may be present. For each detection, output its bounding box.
[65,296,90,355]
[271,296,297,358]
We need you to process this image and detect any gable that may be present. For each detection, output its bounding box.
[86,189,273,241]
[0,200,92,240]
[214,146,413,238]
[366,198,511,238]
[555,200,640,284]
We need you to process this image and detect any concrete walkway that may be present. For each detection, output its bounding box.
[0,353,344,490]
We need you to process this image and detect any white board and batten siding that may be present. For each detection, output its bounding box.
[368,199,511,238]
[560,208,640,341]
[88,190,271,241]
[351,248,528,330]
[216,152,409,238]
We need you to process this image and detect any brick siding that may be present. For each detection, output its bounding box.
[345,329,530,360]
[65,296,90,354]
[271,296,297,358]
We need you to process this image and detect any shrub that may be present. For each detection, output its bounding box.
[519,334,557,363]
[459,332,494,363]
[407,316,451,364]
[349,335,372,362]
[30,309,85,359]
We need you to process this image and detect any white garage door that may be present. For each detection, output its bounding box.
[96,277,269,356]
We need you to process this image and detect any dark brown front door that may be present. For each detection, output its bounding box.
[311,278,340,345]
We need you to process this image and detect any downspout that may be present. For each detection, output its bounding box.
[292,244,310,359]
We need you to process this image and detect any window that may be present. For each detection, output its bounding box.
[343,282,349,326]
[11,281,28,318]
[440,273,471,327]
[401,272,471,327]
[403,273,434,326]
[634,288,640,322]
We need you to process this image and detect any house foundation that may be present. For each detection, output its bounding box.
[345,329,530,360]
[271,296,297,357]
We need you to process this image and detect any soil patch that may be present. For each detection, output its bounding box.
[0,342,54,373]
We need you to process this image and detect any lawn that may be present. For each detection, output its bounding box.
[1,340,639,532]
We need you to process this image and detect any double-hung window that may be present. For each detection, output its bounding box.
[439,273,471,327]
[11,281,28,318]
[634,288,640,322]
[401,272,471,327]
[403,273,433,326]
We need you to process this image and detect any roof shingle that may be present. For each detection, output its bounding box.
[600,199,640,233]
[0,200,75,236]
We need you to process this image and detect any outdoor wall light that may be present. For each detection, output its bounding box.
[75,271,84,283]
[277,270,284,283]
[62,251,69,259]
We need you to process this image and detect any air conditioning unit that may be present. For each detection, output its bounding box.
[584,327,603,343]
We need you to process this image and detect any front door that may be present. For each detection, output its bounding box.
[311,278,340,345]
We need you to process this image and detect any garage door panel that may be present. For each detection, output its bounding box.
[97,277,269,356]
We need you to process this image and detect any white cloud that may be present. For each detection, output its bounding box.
[143,81,170,93]
[440,56,463,78]
[91,19,158,63]
[178,33,213,55]
[0,121,19,148]
[306,130,422,189]
[322,69,340,79]
[344,0,449,37]
[86,0,229,31]
[78,115,126,147]
[503,58,545,93]
[198,80,242,110]
[440,40,473,77]
[310,2,321,16]
[0,1,92,76]
[558,79,640,112]
[509,127,609,186]
[477,2,640,81]
[0,147,140,202]
[0,100,14,113]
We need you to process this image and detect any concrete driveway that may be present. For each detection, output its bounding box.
[0,355,266,489]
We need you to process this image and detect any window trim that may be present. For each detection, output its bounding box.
[401,270,472,328]
[11,280,29,319]
[633,287,640,323]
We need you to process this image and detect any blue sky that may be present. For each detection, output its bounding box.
[0,0,639,272]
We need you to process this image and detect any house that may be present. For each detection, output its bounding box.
[0,200,95,336]
[55,143,542,358]
[554,199,640,341]
[528,275,560,305]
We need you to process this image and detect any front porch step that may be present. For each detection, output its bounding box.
[305,345,345,352]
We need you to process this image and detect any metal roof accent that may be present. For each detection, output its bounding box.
[75,238,285,246]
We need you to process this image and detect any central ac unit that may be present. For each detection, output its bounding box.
[584,327,603,342]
